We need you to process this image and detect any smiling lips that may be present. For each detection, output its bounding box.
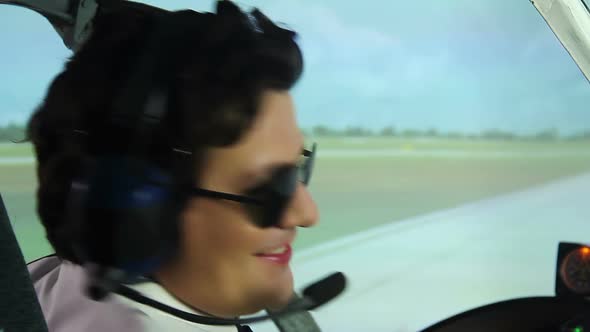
[254,244,292,265]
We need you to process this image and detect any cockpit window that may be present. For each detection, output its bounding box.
[2,1,590,330]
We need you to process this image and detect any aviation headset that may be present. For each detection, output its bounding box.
[64,0,317,296]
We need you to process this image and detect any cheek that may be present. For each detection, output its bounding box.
[175,199,295,313]
[180,199,261,265]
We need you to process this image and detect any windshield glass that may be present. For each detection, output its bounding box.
[2,0,590,331]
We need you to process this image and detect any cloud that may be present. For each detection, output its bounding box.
[2,0,590,133]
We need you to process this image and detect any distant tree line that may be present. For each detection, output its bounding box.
[1,123,590,142]
[304,125,590,141]
[0,123,26,142]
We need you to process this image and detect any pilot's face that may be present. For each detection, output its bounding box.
[154,89,319,317]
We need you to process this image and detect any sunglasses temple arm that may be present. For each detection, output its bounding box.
[190,188,263,205]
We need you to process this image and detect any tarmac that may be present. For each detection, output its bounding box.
[252,171,590,331]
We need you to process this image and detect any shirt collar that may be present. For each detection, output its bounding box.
[123,279,241,332]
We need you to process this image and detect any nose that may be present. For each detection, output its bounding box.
[278,182,319,229]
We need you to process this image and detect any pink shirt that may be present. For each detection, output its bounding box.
[28,256,240,332]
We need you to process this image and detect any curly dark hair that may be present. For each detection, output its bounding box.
[25,0,304,264]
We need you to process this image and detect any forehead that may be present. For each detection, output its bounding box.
[203,90,303,181]
[239,89,301,150]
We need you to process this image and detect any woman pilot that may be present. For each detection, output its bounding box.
[26,1,322,331]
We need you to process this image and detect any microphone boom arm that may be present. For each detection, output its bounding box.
[108,272,347,327]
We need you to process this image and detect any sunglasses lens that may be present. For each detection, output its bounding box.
[244,166,299,227]
[244,205,269,227]
[244,194,290,228]
[226,143,318,228]
[299,143,316,185]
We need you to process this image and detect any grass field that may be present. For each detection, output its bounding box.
[0,142,35,157]
[3,137,590,262]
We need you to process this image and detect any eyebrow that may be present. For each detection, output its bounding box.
[244,144,306,184]
[260,161,298,178]
[262,144,307,174]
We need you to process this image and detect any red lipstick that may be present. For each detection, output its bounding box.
[254,244,292,265]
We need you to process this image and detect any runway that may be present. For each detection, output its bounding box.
[3,148,590,165]
[253,171,590,332]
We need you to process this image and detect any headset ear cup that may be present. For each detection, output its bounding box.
[78,156,183,275]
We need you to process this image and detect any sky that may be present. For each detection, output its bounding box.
[0,0,589,134]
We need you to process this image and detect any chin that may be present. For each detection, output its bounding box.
[265,290,294,311]
[238,290,293,316]
[265,276,295,311]
[244,274,294,314]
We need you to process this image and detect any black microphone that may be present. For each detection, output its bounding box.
[302,271,345,310]
[111,272,346,326]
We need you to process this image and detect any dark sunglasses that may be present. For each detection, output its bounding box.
[190,143,317,228]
